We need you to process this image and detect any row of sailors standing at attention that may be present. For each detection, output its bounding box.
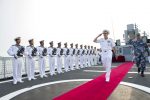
[7,37,101,84]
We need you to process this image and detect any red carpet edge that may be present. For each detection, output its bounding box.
[53,62,134,100]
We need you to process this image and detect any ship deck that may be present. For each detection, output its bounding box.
[0,62,150,100]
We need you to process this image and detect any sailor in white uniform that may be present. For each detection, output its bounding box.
[87,46,91,67]
[90,46,94,66]
[93,47,98,65]
[47,41,56,76]
[56,42,63,73]
[96,49,101,64]
[93,30,115,82]
[37,40,47,78]
[72,45,76,69]
[25,39,37,81]
[63,43,70,72]
[69,43,75,70]
[79,45,84,68]
[75,44,80,69]
[7,37,25,84]
[84,45,88,67]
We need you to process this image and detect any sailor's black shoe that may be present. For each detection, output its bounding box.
[138,68,141,74]
[141,71,145,77]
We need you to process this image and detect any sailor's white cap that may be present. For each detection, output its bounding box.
[49,41,53,44]
[40,40,44,43]
[28,39,34,42]
[14,37,21,41]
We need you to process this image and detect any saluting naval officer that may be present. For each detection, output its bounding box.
[37,40,47,78]
[47,41,56,76]
[93,30,115,82]
[56,42,63,73]
[26,39,37,81]
[7,37,25,84]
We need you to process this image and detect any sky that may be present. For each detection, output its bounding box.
[0,0,150,57]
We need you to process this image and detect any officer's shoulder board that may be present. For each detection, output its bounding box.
[12,44,18,47]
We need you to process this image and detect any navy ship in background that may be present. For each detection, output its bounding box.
[115,24,150,61]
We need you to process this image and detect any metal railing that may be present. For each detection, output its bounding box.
[0,56,57,80]
[1,46,148,80]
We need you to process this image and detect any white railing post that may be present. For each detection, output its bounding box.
[3,58,6,79]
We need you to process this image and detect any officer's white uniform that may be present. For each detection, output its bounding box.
[96,38,115,82]
[47,47,56,75]
[68,48,74,70]
[63,47,69,72]
[37,46,47,78]
[56,48,63,73]
[7,45,24,84]
[75,48,80,69]
[79,48,84,68]
[25,45,37,80]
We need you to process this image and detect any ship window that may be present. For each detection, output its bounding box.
[119,48,122,53]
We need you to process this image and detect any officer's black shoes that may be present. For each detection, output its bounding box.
[141,71,145,77]
[138,68,141,74]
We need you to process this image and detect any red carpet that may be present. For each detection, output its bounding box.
[53,62,134,100]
